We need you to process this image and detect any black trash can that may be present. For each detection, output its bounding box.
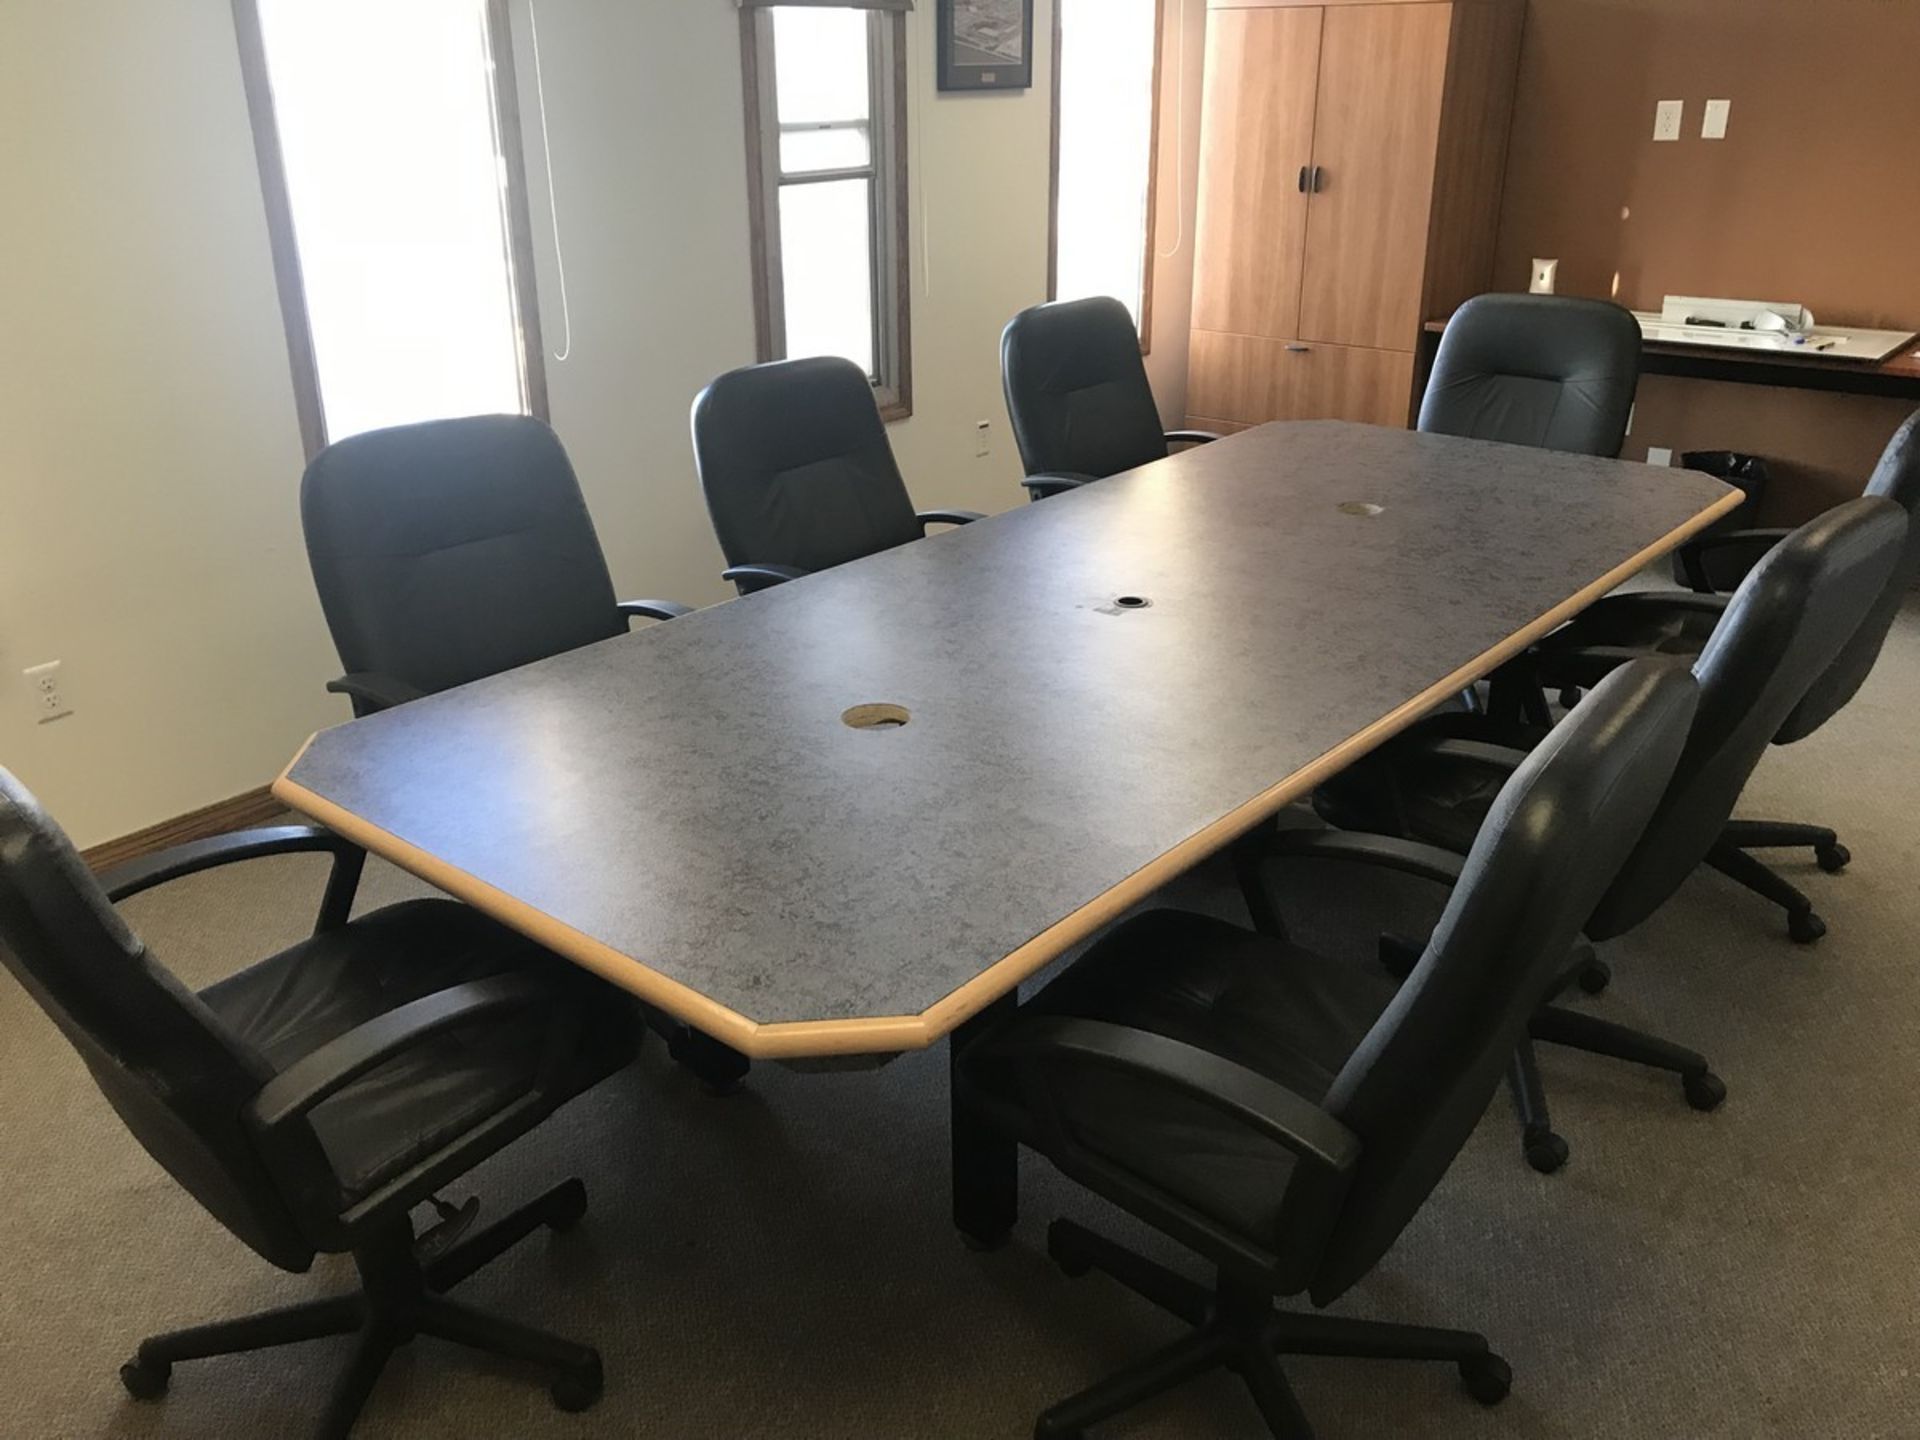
[1670,450,1771,588]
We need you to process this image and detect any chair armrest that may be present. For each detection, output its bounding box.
[326,673,427,714]
[917,508,987,531]
[991,1016,1359,1174]
[1164,429,1222,447]
[104,824,368,935]
[722,563,810,595]
[247,975,552,1135]
[1252,827,1467,888]
[618,598,694,623]
[1675,527,1791,592]
[101,825,358,902]
[1022,472,1098,501]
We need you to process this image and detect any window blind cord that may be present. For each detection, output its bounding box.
[528,0,573,362]
[1155,0,1185,261]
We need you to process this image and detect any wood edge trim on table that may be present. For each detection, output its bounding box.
[272,482,1742,1060]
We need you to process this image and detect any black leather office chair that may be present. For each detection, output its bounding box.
[302,413,692,717]
[959,659,1697,1439]
[1000,296,1218,500]
[1419,294,1643,457]
[1292,497,1906,1171]
[690,356,984,594]
[0,768,637,1438]
[1525,410,1920,940]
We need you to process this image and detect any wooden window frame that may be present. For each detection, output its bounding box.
[741,6,913,422]
[231,0,548,460]
[1047,0,1167,356]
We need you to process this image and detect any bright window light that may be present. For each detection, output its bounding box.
[1054,0,1159,327]
[771,7,877,376]
[255,0,528,443]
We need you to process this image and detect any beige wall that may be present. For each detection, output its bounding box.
[0,0,1056,848]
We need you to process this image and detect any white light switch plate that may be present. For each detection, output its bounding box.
[1702,99,1731,140]
[1647,446,1674,467]
[1654,100,1684,142]
[1530,258,1559,295]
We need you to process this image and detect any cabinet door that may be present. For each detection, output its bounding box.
[1298,2,1452,351]
[1190,5,1323,341]
[1188,331,1415,430]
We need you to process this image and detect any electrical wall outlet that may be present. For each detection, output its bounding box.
[1702,99,1731,140]
[1653,99,1684,142]
[23,661,72,723]
[974,420,991,458]
[1646,446,1674,467]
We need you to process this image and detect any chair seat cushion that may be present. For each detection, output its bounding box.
[972,910,1396,1245]
[1532,593,1724,688]
[200,899,634,1211]
[1312,716,1526,856]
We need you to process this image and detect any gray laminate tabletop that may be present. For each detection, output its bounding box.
[276,421,1737,1058]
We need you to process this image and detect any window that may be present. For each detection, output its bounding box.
[235,0,544,454]
[1051,0,1162,342]
[742,3,911,419]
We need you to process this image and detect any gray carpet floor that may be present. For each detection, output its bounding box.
[7,603,1920,1439]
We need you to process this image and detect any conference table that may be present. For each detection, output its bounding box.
[274,420,1737,1245]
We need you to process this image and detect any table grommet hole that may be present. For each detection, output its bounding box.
[842,703,911,731]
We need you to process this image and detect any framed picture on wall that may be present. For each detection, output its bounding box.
[937,0,1034,92]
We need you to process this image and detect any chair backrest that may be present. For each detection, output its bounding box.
[1776,408,1920,743]
[1291,659,1698,1304]
[1418,294,1643,456]
[1000,297,1168,480]
[0,770,318,1272]
[1588,496,1908,938]
[691,356,922,573]
[302,415,625,698]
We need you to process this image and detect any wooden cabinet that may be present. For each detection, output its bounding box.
[1186,0,1523,430]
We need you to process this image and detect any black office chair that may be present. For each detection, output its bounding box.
[690,356,984,595]
[1419,294,1643,457]
[301,413,692,717]
[1526,410,1920,940]
[959,659,1697,1439]
[0,768,639,1438]
[1292,497,1906,1171]
[1000,296,1218,500]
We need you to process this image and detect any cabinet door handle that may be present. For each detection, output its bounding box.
[1298,165,1310,194]
[1286,344,1311,354]
[1311,165,1326,193]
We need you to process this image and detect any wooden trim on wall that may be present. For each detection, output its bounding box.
[740,9,781,364]
[883,9,914,420]
[486,0,551,423]
[231,0,326,462]
[1139,0,1167,353]
[82,786,287,874]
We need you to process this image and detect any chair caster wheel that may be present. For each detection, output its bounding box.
[119,1358,171,1400]
[549,1353,604,1413]
[545,1179,588,1234]
[1045,1223,1092,1278]
[1816,842,1851,874]
[1683,1070,1727,1112]
[1788,909,1828,945]
[961,1228,1011,1254]
[1558,686,1582,710]
[1576,959,1612,996]
[1459,1352,1512,1406]
[1035,1416,1084,1439]
[1522,1130,1569,1175]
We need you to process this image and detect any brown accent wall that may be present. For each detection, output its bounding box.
[1493,0,1920,521]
